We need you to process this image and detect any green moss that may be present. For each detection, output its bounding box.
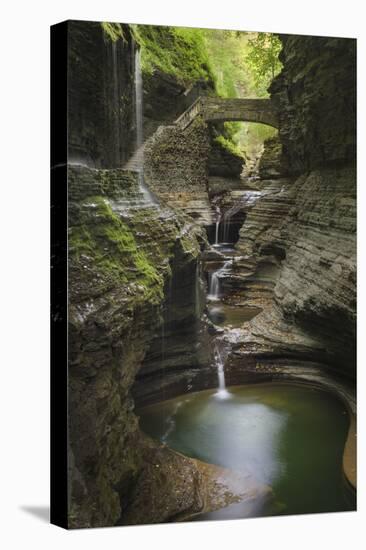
[214,135,245,159]
[101,22,127,43]
[69,196,164,303]
[131,24,216,87]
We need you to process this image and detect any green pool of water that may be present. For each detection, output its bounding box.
[207,303,262,327]
[138,383,355,520]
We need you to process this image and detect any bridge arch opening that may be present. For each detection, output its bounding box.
[228,121,278,161]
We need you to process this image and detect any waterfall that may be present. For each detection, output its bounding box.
[135,49,143,151]
[214,345,230,399]
[215,221,220,245]
[214,206,221,245]
[222,209,234,245]
[112,42,121,165]
[208,260,232,301]
[208,271,219,299]
[134,49,156,204]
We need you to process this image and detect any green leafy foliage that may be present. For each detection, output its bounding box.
[131,24,282,159]
[245,33,283,96]
[101,22,127,43]
[203,30,258,98]
[235,122,278,157]
[203,30,281,156]
[214,134,245,159]
[131,24,216,87]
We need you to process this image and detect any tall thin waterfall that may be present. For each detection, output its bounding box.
[214,345,230,399]
[215,221,220,245]
[112,42,121,164]
[134,49,156,203]
[135,49,143,151]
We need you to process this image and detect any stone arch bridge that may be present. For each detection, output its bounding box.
[175,96,279,130]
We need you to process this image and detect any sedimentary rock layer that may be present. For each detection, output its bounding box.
[68,22,136,167]
[144,119,213,225]
[67,166,207,527]
[270,35,356,174]
[226,35,356,378]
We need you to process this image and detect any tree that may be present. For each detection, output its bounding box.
[245,33,282,96]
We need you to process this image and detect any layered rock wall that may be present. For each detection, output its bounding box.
[68,21,136,167]
[67,166,207,527]
[270,35,356,174]
[231,35,356,377]
[208,136,244,178]
[144,119,213,224]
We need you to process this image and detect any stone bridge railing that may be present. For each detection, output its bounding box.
[175,96,279,130]
[174,97,204,130]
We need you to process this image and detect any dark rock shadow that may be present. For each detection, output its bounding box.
[20,506,49,523]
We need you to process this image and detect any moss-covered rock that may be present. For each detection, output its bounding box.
[68,166,206,527]
[132,24,216,88]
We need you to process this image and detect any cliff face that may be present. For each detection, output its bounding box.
[66,25,357,528]
[68,21,136,167]
[270,35,356,174]
[227,35,356,378]
[208,134,245,178]
[67,166,207,527]
[144,119,213,225]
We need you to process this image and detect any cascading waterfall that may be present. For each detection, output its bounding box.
[214,344,230,399]
[214,206,221,245]
[222,214,229,243]
[134,49,156,204]
[215,221,220,245]
[208,260,232,301]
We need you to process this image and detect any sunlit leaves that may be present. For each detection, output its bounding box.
[245,33,283,96]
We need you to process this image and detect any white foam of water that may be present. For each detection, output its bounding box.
[134,50,157,205]
[207,260,232,301]
[213,345,231,400]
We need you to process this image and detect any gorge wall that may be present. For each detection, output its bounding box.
[223,35,356,380]
[67,22,214,527]
[68,21,136,167]
[66,22,357,528]
[68,166,209,527]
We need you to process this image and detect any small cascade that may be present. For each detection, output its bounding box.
[208,260,232,301]
[215,221,220,245]
[222,213,230,244]
[214,344,230,399]
[134,49,157,205]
